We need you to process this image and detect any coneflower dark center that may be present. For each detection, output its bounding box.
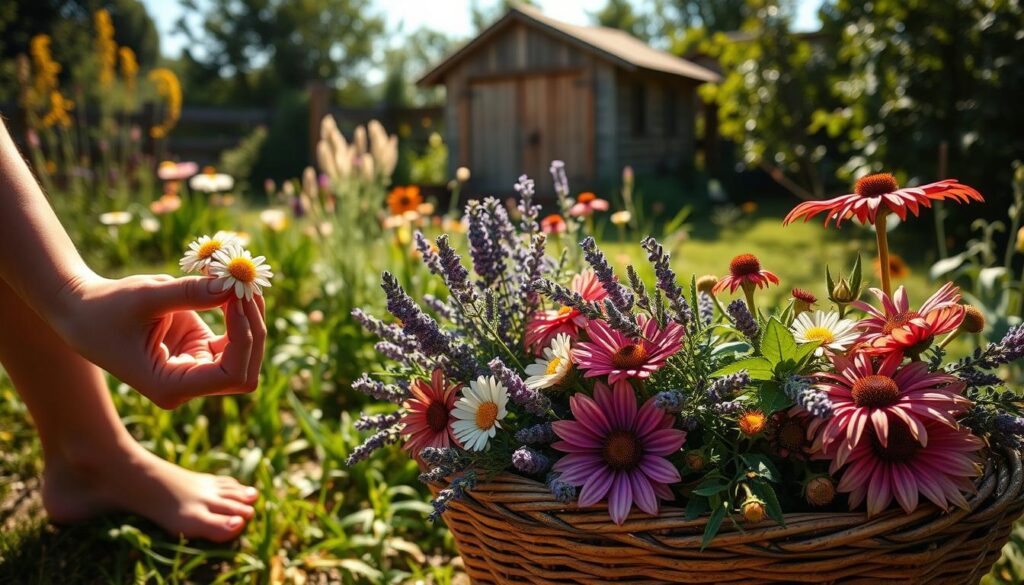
[851,375,900,408]
[612,343,648,369]
[779,420,807,452]
[603,430,642,471]
[870,421,920,463]
[729,254,762,277]
[854,173,900,198]
[426,401,450,432]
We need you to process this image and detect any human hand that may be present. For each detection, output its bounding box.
[52,273,267,409]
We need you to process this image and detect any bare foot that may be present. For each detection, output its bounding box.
[41,438,258,542]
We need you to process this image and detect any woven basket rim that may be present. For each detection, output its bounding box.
[446,447,1024,539]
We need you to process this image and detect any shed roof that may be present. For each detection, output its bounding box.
[418,4,721,86]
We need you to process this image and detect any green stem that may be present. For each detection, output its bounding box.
[874,213,893,297]
[742,283,757,317]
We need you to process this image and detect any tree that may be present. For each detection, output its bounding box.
[592,0,652,41]
[470,0,538,33]
[699,0,839,199]
[176,0,384,104]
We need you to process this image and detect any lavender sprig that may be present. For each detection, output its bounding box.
[603,299,642,338]
[528,278,602,319]
[727,299,759,339]
[512,447,551,474]
[346,426,402,466]
[581,237,633,311]
[352,373,408,404]
[712,400,744,415]
[514,174,541,234]
[429,471,477,522]
[351,308,417,351]
[707,371,749,403]
[654,390,685,412]
[354,411,403,431]
[546,472,576,503]
[698,292,715,326]
[784,375,833,418]
[435,234,476,305]
[640,236,692,325]
[414,231,443,276]
[515,423,557,445]
[626,265,652,314]
[488,357,550,416]
[466,200,504,285]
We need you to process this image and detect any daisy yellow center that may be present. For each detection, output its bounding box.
[870,420,920,463]
[854,173,899,198]
[803,326,836,344]
[426,401,449,432]
[882,311,921,335]
[729,254,761,277]
[612,343,648,369]
[545,357,563,375]
[602,430,641,471]
[197,240,221,259]
[851,375,900,408]
[557,306,574,317]
[475,402,499,430]
[227,257,257,283]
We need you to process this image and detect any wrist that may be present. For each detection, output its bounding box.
[43,265,102,338]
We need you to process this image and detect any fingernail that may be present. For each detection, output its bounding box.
[245,486,258,497]
[227,516,243,529]
[205,278,221,294]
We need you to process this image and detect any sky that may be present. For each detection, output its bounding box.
[141,0,823,73]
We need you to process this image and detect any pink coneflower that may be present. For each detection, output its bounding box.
[831,418,983,516]
[400,369,460,454]
[551,381,687,525]
[525,269,607,354]
[853,283,965,356]
[572,314,685,384]
[713,254,780,294]
[813,352,969,467]
[570,192,610,217]
[157,160,199,181]
[783,173,984,228]
[541,214,567,234]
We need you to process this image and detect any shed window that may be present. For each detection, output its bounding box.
[632,84,647,137]
[664,89,678,137]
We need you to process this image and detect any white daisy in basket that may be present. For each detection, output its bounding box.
[180,231,241,275]
[450,376,509,451]
[208,246,274,300]
[791,310,860,356]
[524,333,573,390]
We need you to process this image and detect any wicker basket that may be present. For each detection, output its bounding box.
[437,449,1024,584]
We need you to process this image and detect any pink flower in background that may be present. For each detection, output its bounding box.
[552,381,686,525]
[157,160,199,181]
[713,254,780,295]
[853,283,965,356]
[813,352,968,467]
[401,369,460,454]
[525,269,607,354]
[570,192,610,217]
[540,213,567,234]
[573,314,685,383]
[831,418,983,516]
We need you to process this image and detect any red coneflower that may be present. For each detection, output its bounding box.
[792,287,817,314]
[541,213,567,234]
[713,254,779,315]
[400,369,460,454]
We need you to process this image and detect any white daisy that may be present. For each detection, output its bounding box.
[99,211,132,226]
[450,376,509,451]
[179,231,241,275]
[524,333,573,390]
[208,246,274,300]
[189,170,234,193]
[791,310,860,356]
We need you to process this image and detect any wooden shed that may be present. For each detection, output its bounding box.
[418,4,721,194]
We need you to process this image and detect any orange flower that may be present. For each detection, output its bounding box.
[387,186,423,216]
[738,410,767,436]
[540,214,567,234]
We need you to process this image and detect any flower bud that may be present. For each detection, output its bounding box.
[804,475,836,507]
[791,287,816,315]
[684,449,707,472]
[696,274,719,295]
[830,279,855,304]
[741,494,766,523]
[959,305,986,334]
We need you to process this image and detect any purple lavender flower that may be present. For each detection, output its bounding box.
[515,423,557,445]
[429,471,477,521]
[374,341,421,365]
[707,371,749,403]
[712,401,744,416]
[640,236,692,325]
[423,294,457,321]
[550,160,569,199]
[959,368,1004,388]
[351,308,417,351]
[603,299,642,338]
[466,200,505,285]
[783,375,833,418]
[626,265,652,314]
[546,472,576,503]
[520,234,547,311]
[727,299,759,339]
[991,325,1024,365]
[352,373,408,403]
[354,411,402,431]
[512,447,551,474]
[654,390,685,412]
[514,174,541,234]
[435,234,476,305]
[420,447,466,469]
[580,236,633,311]
[994,413,1024,435]
[698,292,714,326]
[414,231,443,276]
[528,278,603,319]
[346,426,402,466]
[488,357,550,416]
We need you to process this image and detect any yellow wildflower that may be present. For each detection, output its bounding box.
[119,47,138,91]
[94,9,117,87]
[41,91,74,128]
[148,68,182,138]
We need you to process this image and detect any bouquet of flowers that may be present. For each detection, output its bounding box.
[348,165,1024,544]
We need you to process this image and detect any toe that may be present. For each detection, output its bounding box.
[219,484,259,504]
[187,509,247,543]
[208,496,255,519]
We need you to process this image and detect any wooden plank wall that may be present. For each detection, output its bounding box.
[615,71,697,175]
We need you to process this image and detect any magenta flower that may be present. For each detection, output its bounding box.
[831,418,983,516]
[853,283,965,356]
[572,314,684,383]
[813,352,969,467]
[525,269,607,354]
[552,381,686,524]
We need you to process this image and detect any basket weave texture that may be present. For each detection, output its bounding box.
[439,449,1024,584]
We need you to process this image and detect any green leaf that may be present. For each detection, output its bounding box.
[748,480,786,526]
[760,318,797,366]
[685,496,709,520]
[712,356,774,380]
[792,341,821,369]
[701,499,729,549]
[740,454,782,483]
[693,478,730,497]
[755,382,791,415]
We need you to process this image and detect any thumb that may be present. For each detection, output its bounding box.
[142,276,233,314]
